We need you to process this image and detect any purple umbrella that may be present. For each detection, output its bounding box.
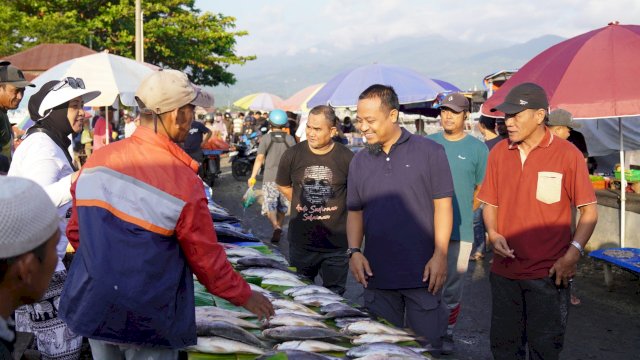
[307,64,447,108]
[432,79,461,92]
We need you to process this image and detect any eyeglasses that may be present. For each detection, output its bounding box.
[52,77,86,91]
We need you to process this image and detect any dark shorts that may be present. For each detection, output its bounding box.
[289,246,348,295]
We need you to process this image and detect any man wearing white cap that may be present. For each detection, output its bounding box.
[59,69,274,359]
[0,177,61,359]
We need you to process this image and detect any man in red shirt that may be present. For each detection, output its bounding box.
[477,83,597,360]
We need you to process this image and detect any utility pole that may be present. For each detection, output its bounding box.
[135,0,142,62]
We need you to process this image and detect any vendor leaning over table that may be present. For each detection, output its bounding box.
[58,69,274,360]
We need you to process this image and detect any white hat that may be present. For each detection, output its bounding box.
[0,177,59,258]
[135,69,214,114]
[38,78,101,118]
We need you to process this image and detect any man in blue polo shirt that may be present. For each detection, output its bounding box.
[428,93,488,354]
[347,84,454,352]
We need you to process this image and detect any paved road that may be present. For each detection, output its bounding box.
[213,161,640,360]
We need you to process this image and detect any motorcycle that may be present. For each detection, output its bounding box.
[200,149,224,187]
[229,128,265,181]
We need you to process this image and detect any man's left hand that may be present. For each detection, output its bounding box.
[548,247,580,287]
[423,253,447,295]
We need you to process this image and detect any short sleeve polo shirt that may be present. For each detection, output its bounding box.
[347,128,454,289]
[477,129,597,279]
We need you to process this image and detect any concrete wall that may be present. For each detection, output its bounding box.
[584,204,640,250]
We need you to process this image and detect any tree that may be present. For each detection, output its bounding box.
[0,0,254,86]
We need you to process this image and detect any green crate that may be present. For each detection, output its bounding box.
[614,170,640,182]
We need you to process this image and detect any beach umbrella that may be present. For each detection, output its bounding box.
[307,64,447,108]
[281,83,325,112]
[233,92,283,111]
[481,22,640,247]
[432,79,461,92]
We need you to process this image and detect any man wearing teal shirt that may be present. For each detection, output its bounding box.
[428,93,488,354]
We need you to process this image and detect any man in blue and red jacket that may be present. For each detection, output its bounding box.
[59,69,274,359]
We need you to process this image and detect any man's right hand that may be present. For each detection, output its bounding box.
[489,231,515,259]
[241,291,274,320]
[247,177,256,188]
[349,252,372,288]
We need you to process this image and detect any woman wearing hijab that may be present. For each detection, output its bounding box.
[8,78,100,360]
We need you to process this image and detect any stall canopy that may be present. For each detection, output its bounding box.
[233,93,283,111]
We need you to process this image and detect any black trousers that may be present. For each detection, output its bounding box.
[289,246,349,295]
[490,273,570,360]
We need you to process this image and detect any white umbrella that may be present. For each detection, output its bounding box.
[20,52,158,143]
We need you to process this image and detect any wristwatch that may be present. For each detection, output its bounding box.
[346,248,362,258]
[570,241,584,256]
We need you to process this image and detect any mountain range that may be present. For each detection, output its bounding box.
[210,34,565,110]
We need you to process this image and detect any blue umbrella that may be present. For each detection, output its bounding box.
[432,79,461,92]
[307,64,447,108]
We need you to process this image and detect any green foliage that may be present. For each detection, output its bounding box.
[0,0,254,86]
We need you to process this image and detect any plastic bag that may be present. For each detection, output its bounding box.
[242,187,257,208]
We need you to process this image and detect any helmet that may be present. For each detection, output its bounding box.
[268,109,288,126]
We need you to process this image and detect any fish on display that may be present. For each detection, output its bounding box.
[198,316,260,329]
[294,297,342,307]
[346,342,428,359]
[334,317,372,328]
[319,302,358,314]
[256,349,339,360]
[322,307,369,319]
[351,354,428,360]
[274,340,348,352]
[262,326,343,341]
[225,247,265,258]
[188,336,265,355]
[249,283,278,299]
[351,333,416,345]
[237,256,291,271]
[341,320,410,336]
[284,285,336,297]
[195,306,255,319]
[266,314,329,329]
[275,308,325,319]
[195,320,265,348]
[240,268,300,281]
[261,277,308,287]
[272,299,319,314]
[293,293,344,302]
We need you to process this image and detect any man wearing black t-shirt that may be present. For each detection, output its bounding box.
[182,119,211,163]
[276,105,354,295]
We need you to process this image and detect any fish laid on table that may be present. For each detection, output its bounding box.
[319,302,359,314]
[237,256,291,271]
[240,268,300,281]
[352,354,429,360]
[334,317,372,328]
[195,306,255,319]
[225,247,265,258]
[195,320,265,348]
[351,333,416,345]
[261,277,308,287]
[275,308,325,319]
[266,314,329,328]
[294,293,344,302]
[346,342,428,359]
[274,340,348,352]
[272,299,319,315]
[341,320,411,336]
[323,307,369,319]
[284,285,335,297]
[249,283,278,299]
[262,326,343,341]
[188,336,265,355]
[294,296,342,307]
[256,349,339,360]
[198,316,260,329]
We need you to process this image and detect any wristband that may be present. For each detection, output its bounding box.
[570,241,584,256]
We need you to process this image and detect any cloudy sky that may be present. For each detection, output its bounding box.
[197,0,638,58]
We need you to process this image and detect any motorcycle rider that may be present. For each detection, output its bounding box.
[248,109,296,242]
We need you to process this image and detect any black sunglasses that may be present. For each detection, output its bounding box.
[52,77,86,91]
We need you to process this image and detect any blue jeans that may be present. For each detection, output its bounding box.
[472,207,486,255]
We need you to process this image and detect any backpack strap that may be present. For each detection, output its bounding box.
[265,132,291,155]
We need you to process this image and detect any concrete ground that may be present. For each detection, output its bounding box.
[213,159,640,360]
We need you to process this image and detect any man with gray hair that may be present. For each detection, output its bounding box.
[277,105,354,295]
[0,177,60,358]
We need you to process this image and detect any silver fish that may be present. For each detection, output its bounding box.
[241,268,300,281]
[323,307,369,319]
[225,247,265,258]
[293,293,344,302]
[341,320,410,336]
[346,343,427,359]
[262,326,343,341]
[237,256,291,271]
[188,336,265,355]
[262,277,308,287]
[249,283,278,299]
[351,333,416,345]
[294,297,342,307]
[195,306,255,319]
[334,317,372,328]
[272,299,319,314]
[319,302,357,314]
[284,285,336,297]
[195,320,265,348]
[199,316,260,329]
[352,354,428,360]
[266,314,328,329]
[256,350,338,360]
[274,340,348,352]
[275,308,325,319]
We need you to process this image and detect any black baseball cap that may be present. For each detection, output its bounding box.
[491,82,548,114]
[0,61,35,88]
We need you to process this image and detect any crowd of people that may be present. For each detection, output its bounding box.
[0,59,598,360]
